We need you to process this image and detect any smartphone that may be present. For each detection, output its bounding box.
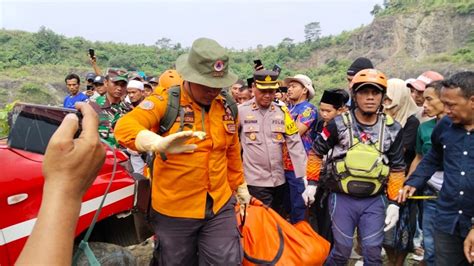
[278,86,288,93]
[89,48,95,58]
[272,64,282,74]
[86,85,94,91]
[7,103,82,154]
[253,59,263,71]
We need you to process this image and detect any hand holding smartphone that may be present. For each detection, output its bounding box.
[88,48,95,59]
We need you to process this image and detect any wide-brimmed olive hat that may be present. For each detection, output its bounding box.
[176,38,238,88]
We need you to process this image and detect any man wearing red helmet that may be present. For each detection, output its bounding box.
[311,69,406,265]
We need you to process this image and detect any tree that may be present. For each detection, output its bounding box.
[371,4,383,16]
[33,26,63,63]
[155,38,173,49]
[280,37,294,47]
[304,22,321,43]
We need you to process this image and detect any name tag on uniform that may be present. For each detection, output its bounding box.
[224,122,236,134]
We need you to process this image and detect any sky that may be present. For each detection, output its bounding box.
[0,0,382,49]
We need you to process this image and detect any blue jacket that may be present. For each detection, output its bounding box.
[406,116,474,237]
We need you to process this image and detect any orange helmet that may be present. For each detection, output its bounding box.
[351,69,387,93]
[159,69,183,89]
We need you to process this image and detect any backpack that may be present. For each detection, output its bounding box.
[138,86,238,218]
[158,86,238,134]
[330,111,393,197]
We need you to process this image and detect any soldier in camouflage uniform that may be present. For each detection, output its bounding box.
[90,68,132,147]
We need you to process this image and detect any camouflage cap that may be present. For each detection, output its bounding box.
[106,68,128,83]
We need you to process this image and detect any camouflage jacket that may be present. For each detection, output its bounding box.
[93,95,132,147]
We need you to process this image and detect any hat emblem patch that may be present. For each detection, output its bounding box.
[214,60,225,72]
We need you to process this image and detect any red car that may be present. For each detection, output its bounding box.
[0,103,151,265]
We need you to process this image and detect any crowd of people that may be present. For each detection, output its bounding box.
[19,37,473,265]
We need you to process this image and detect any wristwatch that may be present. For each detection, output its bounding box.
[471,217,474,230]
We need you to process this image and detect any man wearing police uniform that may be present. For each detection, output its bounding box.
[238,69,307,212]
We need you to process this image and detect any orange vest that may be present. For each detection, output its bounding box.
[114,85,244,219]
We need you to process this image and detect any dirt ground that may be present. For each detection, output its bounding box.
[127,238,423,266]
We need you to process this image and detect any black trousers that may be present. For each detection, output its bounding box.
[150,196,242,266]
[248,183,288,217]
[434,229,471,266]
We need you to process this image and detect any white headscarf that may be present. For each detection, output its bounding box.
[384,78,420,127]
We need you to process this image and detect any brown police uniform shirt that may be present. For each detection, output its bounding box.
[238,99,307,187]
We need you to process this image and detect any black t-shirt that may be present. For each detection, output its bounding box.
[402,115,420,171]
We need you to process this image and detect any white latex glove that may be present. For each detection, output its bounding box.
[384,204,400,232]
[135,130,202,154]
[236,182,251,205]
[302,184,317,206]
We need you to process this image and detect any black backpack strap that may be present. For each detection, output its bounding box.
[158,86,181,135]
[220,90,238,120]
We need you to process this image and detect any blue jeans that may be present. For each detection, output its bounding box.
[325,193,385,266]
[422,199,437,266]
[284,170,306,224]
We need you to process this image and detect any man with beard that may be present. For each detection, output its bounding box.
[127,80,145,107]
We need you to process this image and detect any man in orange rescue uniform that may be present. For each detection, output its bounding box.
[114,38,250,265]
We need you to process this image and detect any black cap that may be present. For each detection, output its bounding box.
[253,70,280,90]
[92,75,105,84]
[247,77,255,88]
[320,90,346,109]
[86,72,96,82]
[347,57,373,76]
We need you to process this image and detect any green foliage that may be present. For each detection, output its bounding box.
[455,1,474,15]
[18,83,54,104]
[373,0,474,17]
[452,47,474,63]
[0,101,17,137]
[305,58,352,104]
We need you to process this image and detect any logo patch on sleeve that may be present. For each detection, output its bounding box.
[139,100,154,110]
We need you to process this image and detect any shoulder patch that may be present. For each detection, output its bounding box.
[139,100,154,110]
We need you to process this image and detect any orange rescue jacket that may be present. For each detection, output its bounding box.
[114,85,244,219]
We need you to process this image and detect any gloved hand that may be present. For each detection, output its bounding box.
[135,130,201,154]
[384,204,400,232]
[302,178,317,206]
[236,182,251,205]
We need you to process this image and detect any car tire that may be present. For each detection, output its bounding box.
[73,242,136,266]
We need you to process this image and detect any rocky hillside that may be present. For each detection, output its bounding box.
[294,7,474,78]
[0,2,473,110]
